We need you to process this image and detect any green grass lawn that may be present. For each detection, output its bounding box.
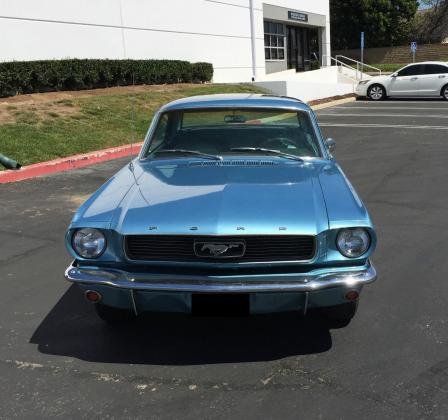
[370,63,406,73]
[0,83,266,169]
[370,60,448,73]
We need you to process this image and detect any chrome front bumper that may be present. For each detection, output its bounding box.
[65,261,377,293]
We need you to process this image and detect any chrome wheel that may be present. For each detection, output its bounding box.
[369,85,384,101]
[443,85,448,101]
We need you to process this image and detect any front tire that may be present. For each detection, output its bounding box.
[95,303,136,324]
[368,84,386,101]
[442,84,448,101]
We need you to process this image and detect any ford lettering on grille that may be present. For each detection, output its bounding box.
[194,241,246,258]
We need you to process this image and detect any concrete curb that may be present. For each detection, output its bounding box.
[311,97,357,111]
[0,142,143,184]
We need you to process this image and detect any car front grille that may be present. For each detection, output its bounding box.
[124,235,316,262]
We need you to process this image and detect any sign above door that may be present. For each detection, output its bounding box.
[288,11,308,22]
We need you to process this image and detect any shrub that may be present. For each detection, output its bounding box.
[0,59,214,97]
[310,60,321,71]
[192,62,214,82]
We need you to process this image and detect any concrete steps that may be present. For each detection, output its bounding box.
[255,67,356,102]
[385,45,448,63]
[334,43,448,64]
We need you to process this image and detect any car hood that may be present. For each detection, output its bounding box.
[365,75,391,84]
[71,159,372,236]
[110,160,330,236]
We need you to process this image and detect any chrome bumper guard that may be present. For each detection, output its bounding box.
[65,261,377,293]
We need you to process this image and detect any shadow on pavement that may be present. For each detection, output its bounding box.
[30,285,332,365]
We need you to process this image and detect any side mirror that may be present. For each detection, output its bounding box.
[391,73,398,78]
[325,138,336,152]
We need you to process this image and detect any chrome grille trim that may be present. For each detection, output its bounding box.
[124,235,316,262]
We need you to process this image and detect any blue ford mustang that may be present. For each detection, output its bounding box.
[65,94,377,326]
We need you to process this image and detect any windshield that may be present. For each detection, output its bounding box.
[144,108,322,159]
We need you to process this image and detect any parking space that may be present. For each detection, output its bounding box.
[1,99,448,418]
[317,98,448,130]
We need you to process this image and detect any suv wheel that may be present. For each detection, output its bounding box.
[442,85,448,101]
[368,84,386,101]
[95,303,136,324]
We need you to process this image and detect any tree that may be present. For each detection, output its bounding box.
[414,0,448,43]
[330,0,419,50]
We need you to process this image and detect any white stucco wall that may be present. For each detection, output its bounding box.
[255,80,354,103]
[0,0,330,83]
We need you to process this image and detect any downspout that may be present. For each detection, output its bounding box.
[249,0,257,81]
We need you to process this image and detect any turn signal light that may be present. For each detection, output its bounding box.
[345,291,359,301]
[85,290,102,303]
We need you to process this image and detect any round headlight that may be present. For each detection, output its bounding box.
[336,228,370,258]
[72,228,106,259]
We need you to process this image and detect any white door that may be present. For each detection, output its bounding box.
[420,64,448,96]
[388,64,425,96]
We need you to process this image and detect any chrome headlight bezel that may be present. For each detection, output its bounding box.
[336,228,371,258]
[72,228,107,259]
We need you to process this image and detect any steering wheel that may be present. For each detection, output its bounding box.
[259,137,298,150]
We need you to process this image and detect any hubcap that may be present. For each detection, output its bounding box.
[444,87,448,99]
[370,86,383,100]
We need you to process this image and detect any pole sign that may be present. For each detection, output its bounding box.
[360,32,365,80]
[411,41,417,62]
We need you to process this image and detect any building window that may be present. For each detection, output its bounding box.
[264,21,285,61]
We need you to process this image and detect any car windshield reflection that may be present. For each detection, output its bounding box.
[145,108,322,159]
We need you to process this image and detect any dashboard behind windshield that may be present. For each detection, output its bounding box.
[144,108,323,159]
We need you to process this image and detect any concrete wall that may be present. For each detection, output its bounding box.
[255,79,353,103]
[0,0,330,82]
[255,66,357,102]
[265,60,288,74]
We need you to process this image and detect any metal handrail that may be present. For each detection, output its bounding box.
[322,55,360,82]
[322,55,381,81]
[335,55,382,76]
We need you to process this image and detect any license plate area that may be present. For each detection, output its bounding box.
[192,293,250,317]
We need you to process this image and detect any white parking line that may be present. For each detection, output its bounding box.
[355,100,445,104]
[319,113,448,118]
[319,123,448,130]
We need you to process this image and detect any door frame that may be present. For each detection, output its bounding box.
[286,25,312,72]
[287,26,304,72]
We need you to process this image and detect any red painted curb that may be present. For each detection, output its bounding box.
[0,142,143,184]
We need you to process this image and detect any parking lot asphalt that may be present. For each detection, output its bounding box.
[1,99,448,419]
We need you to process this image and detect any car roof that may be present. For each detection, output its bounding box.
[160,93,311,112]
[405,61,448,66]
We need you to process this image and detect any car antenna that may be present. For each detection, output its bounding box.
[119,8,139,184]
[127,71,139,185]
[119,0,137,172]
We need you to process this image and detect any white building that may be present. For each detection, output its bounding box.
[0,0,331,83]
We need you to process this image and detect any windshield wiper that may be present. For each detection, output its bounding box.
[230,147,303,162]
[152,149,223,161]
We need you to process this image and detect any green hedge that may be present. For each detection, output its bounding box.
[192,62,214,83]
[0,59,214,97]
